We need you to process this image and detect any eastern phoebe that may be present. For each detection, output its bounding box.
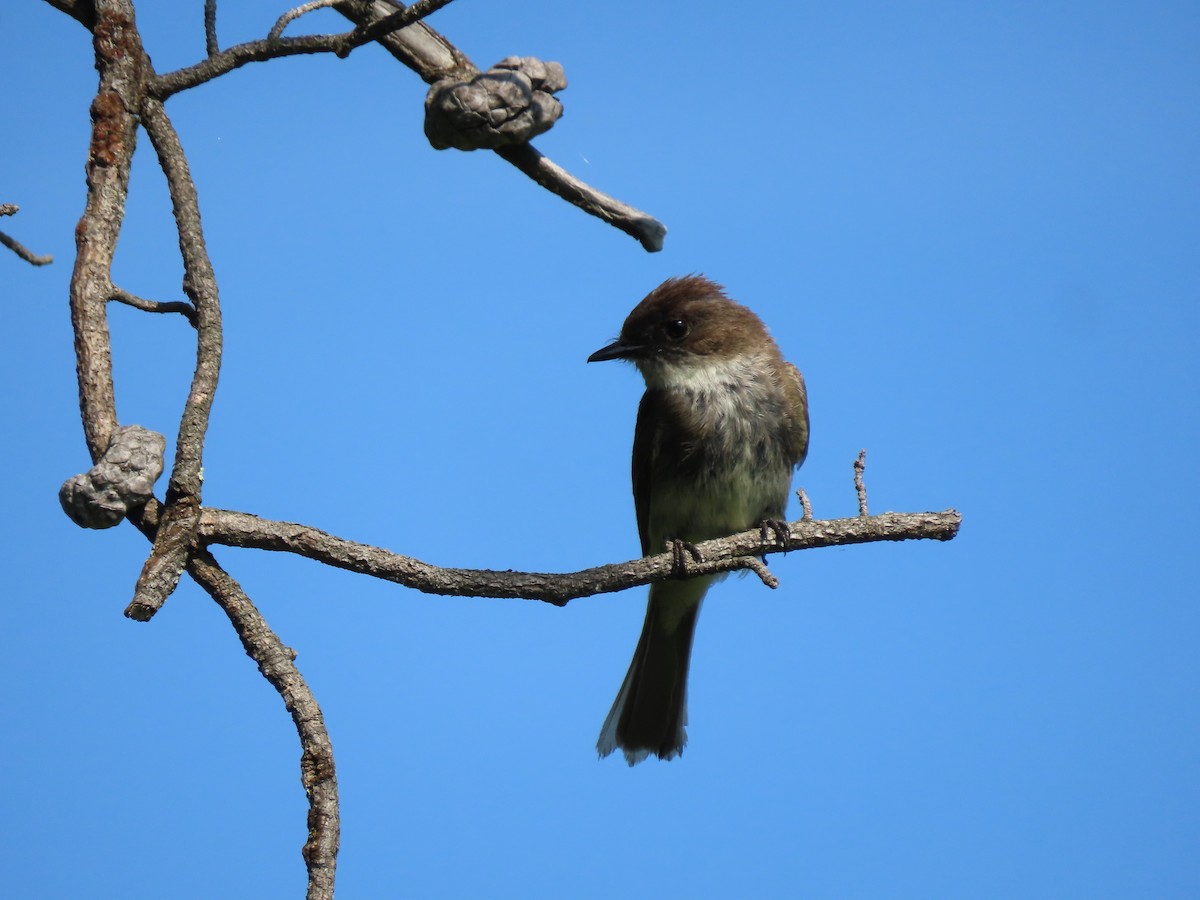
[588,275,810,764]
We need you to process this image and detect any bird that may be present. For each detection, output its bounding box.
[588,275,809,764]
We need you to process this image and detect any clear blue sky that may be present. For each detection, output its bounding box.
[4,2,1198,897]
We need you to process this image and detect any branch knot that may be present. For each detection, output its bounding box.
[424,56,566,151]
[59,425,166,529]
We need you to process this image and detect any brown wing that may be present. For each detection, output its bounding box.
[631,390,662,557]
[782,361,810,467]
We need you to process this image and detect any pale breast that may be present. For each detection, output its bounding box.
[647,370,796,545]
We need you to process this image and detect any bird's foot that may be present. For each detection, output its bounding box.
[666,538,703,577]
[759,518,791,548]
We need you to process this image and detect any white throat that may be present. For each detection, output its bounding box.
[638,351,769,393]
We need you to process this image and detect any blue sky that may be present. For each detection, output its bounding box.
[3,2,1198,897]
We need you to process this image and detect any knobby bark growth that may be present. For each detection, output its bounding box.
[21,3,961,897]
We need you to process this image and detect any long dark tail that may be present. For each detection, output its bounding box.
[597,578,709,765]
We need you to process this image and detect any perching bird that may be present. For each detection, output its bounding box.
[588,276,809,764]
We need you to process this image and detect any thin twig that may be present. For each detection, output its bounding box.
[155,33,352,95]
[269,0,345,40]
[204,0,218,56]
[109,286,198,326]
[739,555,780,589]
[854,449,868,517]
[796,487,813,521]
[495,145,666,252]
[154,0,454,96]
[1,203,53,265]
[0,229,54,266]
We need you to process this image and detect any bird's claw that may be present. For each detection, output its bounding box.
[667,538,703,577]
[760,519,790,548]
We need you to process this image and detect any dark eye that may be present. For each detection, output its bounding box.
[662,319,690,342]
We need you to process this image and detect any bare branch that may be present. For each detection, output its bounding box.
[109,286,198,325]
[127,498,341,898]
[69,0,147,460]
[199,507,962,605]
[154,32,350,96]
[185,545,339,900]
[495,145,667,252]
[336,2,667,251]
[125,97,224,622]
[854,449,869,516]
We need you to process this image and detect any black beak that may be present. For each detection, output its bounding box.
[588,339,639,363]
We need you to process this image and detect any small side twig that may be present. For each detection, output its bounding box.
[109,286,198,326]
[269,0,346,41]
[0,205,53,266]
[204,0,218,56]
[156,0,456,95]
[854,449,869,517]
[796,487,813,521]
[739,556,780,589]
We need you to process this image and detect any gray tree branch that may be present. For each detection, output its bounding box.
[197,507,962,604]
[186,546,339,900]
[125,96,223,623]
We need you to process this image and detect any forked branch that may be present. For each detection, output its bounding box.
[41,4,959,900]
